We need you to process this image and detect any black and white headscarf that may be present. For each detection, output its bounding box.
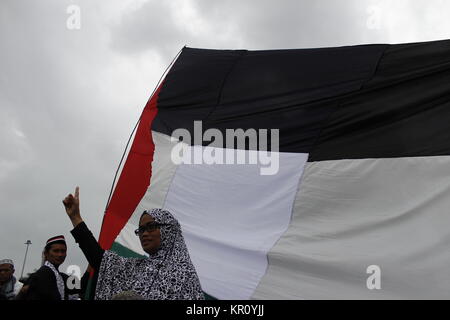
[95,208,205,300]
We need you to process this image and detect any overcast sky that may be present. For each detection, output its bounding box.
[1,0,450,279]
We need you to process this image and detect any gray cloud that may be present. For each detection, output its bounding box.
[0,0,141,276]
[109,0,378,56]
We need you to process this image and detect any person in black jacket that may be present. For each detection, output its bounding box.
[63,186,204,300]
[23,235,80,300]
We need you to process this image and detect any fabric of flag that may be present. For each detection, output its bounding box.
[98,39,450,299]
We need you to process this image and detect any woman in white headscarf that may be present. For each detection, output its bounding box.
[63,187,204,300]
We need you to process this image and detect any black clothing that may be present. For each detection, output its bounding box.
[71,222,105,270]
[70,221,105,299]
[24,265,79,300]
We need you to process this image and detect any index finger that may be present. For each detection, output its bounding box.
[75,186,80,200]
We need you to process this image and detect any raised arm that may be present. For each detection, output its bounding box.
[63,187,104,270]
[63,186,83,227]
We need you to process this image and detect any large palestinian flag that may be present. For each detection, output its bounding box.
[98,39,450,299]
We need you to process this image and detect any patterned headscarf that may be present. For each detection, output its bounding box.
[95,208,204,300]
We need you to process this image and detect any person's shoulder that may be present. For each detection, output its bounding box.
[15,279,23,288]
[104,249,137,263]
[34,265,51,274]
[14,280,23,293]
[32,265,55,280]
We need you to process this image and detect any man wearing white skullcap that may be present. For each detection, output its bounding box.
[0,259,23,300]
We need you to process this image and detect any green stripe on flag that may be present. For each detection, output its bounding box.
[111,241,146,258]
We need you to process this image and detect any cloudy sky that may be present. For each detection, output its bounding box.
[1,0,450,279]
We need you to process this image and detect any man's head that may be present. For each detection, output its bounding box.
[0,259,14,284]
[44,236,67,267]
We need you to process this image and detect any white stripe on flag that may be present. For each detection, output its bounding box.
[253,156,450,299]
[164,146,308,299]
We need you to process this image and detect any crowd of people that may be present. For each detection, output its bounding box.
[1,187,204,300]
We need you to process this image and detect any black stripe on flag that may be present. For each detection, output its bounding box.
[152,40,450,158]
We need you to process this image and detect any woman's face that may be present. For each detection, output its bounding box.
[45,244,67,267]
[138,214,162,254]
